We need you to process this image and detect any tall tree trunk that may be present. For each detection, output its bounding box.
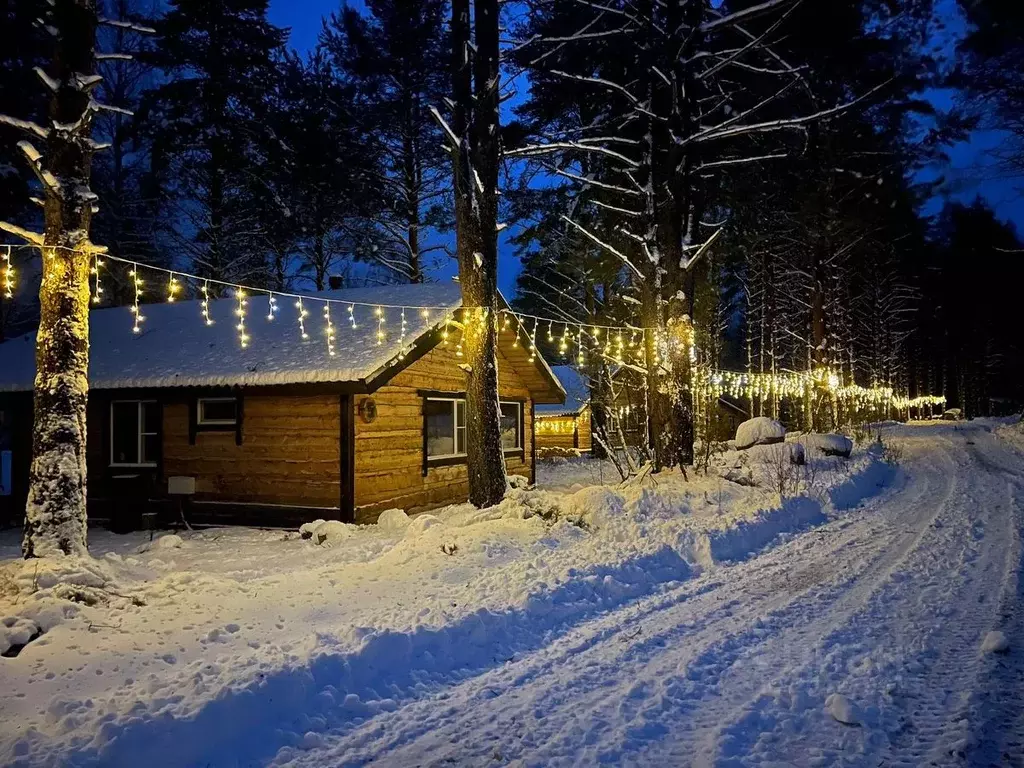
[449,0,505,507]
[22,0,99,558]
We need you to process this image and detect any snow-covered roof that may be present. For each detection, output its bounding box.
[537,365,589,417]
[0,283,470,391]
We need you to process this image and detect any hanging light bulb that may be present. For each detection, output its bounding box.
[267,292,278,321]
[529,318,538,363]
[129,263,144,333]
[558,324,569,356]
[577,326,584,366]
[235,289,250,348]
[348,304,357,329]
[400,307,408,348]
[295,297,309,339]
[442,314,451,345]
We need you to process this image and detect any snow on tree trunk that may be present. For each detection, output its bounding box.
[24,0,100,558]
[447,0,505,508]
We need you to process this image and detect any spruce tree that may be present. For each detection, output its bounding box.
[323,0,449,283]
[141,0,287,285]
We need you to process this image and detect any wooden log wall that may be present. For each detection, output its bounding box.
[163,394,340,508]
[353,340,533,522]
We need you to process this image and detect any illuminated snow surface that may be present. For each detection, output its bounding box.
[0,421,1022,767]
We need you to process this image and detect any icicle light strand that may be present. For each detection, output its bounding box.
[2,245,13,299]
[129,263,144,333]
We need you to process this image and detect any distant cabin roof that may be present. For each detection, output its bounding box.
[0,282,565,402]
[537,365,589,417]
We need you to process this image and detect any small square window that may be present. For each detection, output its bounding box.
[197,398,238,426]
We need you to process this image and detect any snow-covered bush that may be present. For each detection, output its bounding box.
[735,417,785,450]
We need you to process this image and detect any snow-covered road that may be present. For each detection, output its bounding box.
[285,423,1024,767]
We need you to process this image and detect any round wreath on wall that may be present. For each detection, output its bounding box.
[358,397,378,423]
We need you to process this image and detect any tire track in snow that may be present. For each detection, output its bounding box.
[277,438,944,767]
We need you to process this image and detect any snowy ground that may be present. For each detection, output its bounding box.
[0,421,1021,767]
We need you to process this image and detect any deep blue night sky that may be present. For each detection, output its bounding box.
[268,0,1024,290]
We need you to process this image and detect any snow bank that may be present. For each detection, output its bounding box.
[735,417,785,450]
[311,521,357,546]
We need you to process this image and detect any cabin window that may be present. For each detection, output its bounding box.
[425,398,466,458]
[197,397,238,426]
[500,402,522,450]
[110,400,159,467]
[425,397,523,461]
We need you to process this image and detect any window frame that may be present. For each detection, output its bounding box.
[421,392,526,474]
[424,396,467,461]
[499,400,523,451]
[109,400,159,468]
[196,397,239,427]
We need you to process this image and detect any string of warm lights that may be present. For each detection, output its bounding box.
[0,244,945,410]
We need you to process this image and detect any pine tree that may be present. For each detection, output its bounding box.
[140,0,286,285]
[439,0,506,507]
[323,0,450,283]
[268,50,381,290]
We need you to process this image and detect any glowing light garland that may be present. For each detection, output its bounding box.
[0,245,946,413]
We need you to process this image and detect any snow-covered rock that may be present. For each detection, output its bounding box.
[825,693,861,725]
[299,519,327,540]
[981,630,1009,654]
[376,508,411,532]
[311,521,356,546]
[152,534,184,551]
[735,417,786,450]
[404,514,443,538]
[798,433,853,458]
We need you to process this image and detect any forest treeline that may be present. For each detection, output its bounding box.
[1,0,1022,423]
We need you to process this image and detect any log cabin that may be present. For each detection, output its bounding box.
[0,283,565,528]
[535,365,592,455]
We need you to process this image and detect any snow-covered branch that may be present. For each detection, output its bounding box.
[0,114,49,140]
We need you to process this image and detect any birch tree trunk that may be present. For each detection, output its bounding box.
[449,0,505,507]
[23,0,100,558]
